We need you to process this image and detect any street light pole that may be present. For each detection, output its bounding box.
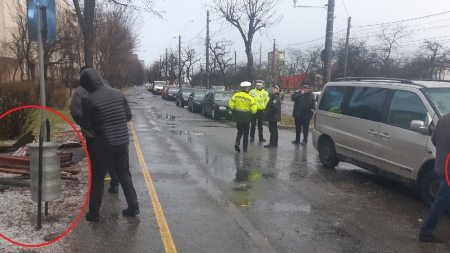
[293,0,335,85]
[323,0,335,84]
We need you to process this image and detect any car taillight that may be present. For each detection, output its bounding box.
[313,113,316,129]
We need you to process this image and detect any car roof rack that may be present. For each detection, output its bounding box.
[334,77,416,84]
[410,79,450,83]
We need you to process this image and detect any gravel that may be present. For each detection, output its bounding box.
[0,154,89,252]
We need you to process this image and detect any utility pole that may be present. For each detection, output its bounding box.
[178,35,181,86]
[165,48,168,84]
[259,43,262,73]
[323,0,335,84]
[159,56,162,80]
[206,10,210,89]
[235,51,237,74]
[343,17,351,78]
[272,39,276,78]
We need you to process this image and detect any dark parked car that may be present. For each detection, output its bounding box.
[202,90,234,120]
[176,87,195,107]
[165,87,180,101]
[188,89,208,112]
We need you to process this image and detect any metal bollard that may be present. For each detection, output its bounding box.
[27,142,61,202]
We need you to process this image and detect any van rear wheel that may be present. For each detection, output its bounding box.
[419,169,439,207]
[319,138,339,168]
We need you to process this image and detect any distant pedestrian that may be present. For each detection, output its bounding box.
[249,80,269,142]
[69,68,120,194]
[229,81,257,153]
[264,84,281,148]
[80,68,139,222]
[418,113,450,243]
[291,84,315,145]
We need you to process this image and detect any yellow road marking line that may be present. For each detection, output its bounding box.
[129,121,177,253]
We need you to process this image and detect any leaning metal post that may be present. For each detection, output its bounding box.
[37,117,50,230]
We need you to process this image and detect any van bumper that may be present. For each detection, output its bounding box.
[312,129,321,152]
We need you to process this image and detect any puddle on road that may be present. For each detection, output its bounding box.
[169,130,205,136]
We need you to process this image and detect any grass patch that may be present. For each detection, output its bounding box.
[30,100,75,136]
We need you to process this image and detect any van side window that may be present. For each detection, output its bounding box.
[318,86,350,114]
[345,87,387,122]
[388,91,427,130]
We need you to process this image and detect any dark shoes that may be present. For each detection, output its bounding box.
[250,137,254,141]
[300,141,307,145]
[86,212,100,222]
[109,185,119,194]
[419,234,444,243]
[123,207,140,217]
[264,144,277,148]
[259,138,266,142]
[292,140,300,144]
[235,145,240,152]
[243,149,248,152]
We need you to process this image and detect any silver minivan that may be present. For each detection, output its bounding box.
[312,78,450,205]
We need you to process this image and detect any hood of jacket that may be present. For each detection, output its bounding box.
[80,68,104,92]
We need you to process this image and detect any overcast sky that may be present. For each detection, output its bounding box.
[136,0,450,67]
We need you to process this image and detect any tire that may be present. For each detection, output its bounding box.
[419,169,439,206]
[318,137,339,168]
[212,108,219,120]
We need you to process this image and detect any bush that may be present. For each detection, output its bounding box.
[0,82,38,140]
[34,81,68,109]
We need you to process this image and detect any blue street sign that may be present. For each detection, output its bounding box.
[27,0,56,41]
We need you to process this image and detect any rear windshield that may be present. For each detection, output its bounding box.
[168,89,179,94]
[423,88,450,116]
[214,92,233,101]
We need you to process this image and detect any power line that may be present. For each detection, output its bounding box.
[341,0,349,17]
[185,26,206,43]
[353,10,450,28]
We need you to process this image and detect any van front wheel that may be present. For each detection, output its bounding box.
[419,169,439,207]
[319,138,339,168]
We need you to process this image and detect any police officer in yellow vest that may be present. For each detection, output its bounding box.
[249,80,269,142]
[229,81,257,152]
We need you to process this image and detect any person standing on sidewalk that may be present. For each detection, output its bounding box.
[229,81,257,153]
[291,84,315,145]
[418,113,450,243]
[249,80,269,142]
[69,67,120,194]
[80,68,139,222]
[264,84,281,148]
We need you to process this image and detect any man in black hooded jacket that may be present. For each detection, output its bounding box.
[80,68,139,222]
[291,84,315,145]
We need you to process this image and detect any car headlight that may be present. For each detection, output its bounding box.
[219,106,227,110]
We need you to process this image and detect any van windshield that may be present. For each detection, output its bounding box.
[423,88,450,116]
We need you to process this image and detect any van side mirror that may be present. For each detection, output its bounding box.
[410,120,428,134]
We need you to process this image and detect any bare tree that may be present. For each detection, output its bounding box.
[183,46,201,86]
[72,0,160,67]
[376,24,410,77]
[209,39,234,89]
[210,0,283,81]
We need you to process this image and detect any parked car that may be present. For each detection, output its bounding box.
[188,89,208,112]
[165,87,180,101]
[162,85,175,99]
[151,81,166,94]
[211,86,226,91]
[313,77,450,206]
[202,90,234,120]
[176,87,195,107]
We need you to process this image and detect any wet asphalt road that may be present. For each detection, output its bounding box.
[69,86,449,253]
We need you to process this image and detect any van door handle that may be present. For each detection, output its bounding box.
[379,133,390,139]
[367,129,378,136]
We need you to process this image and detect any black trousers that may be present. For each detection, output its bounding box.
[268,122,278,145]
[295,113,311,142]
[86,137,119,187]
[235,122,250,150]
[250,110,264,139]
[89,143,139,216]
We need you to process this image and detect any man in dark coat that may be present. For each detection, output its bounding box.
[80,68,139,222]
[418,113,450,243]
[69,68,120,194]
[264,84,281,148]
[291,84,315,145]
